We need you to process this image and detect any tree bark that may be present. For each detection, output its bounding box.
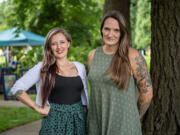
[104,0,130,27]
[142,0,180,134]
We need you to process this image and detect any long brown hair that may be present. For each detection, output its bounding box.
[101,11,131,90]
[40,27,72,106]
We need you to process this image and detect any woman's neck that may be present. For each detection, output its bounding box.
[103,44,118,54]
[56,57,70,67]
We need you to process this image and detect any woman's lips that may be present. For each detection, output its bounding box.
[107,37,116,40]
[56,50,64,54]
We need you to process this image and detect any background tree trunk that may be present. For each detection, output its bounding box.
[142,0,180,134]
[104,0,130,27]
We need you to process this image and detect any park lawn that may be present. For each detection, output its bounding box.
[29,94,36,101]
[0,94,40,132]
[0,106,42,132]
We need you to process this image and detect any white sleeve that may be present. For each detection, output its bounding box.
[80,64,89,107]
[11,62,42,95]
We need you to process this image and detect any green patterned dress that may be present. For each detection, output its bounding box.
[87,47,142,135]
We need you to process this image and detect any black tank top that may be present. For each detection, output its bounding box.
[48,74,83,104]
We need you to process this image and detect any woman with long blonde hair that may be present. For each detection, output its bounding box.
[11,27,89,135]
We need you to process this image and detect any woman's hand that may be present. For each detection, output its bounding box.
[34,104,50,116]
[14,90,50,117]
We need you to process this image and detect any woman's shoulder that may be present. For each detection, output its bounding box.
[73,61,86,75]
[27,62,43,72]
[128,48,146,70]
[88,48,98,63]
[88,49,96,57]
[73,61,85,68]
[37,61,43,66]
[128,48,141,60]
[88,46,103,58]
[33,61,43,69]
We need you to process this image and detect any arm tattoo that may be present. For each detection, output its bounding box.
[138,97,151,118]
[70,66,76,70]
[134,54,153,118]
[15,90,39,110]
[15,90,24,96]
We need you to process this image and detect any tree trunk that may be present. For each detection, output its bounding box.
[104,0,130,27]
[142,0,180,134]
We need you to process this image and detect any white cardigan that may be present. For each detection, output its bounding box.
[11,61,89,108]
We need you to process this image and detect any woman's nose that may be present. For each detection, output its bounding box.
[56,43,62,48]
[107,30,114,37]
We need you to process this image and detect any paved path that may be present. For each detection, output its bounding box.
[0,120,41,135]
[0,99,41,135]
[0,100,27,107]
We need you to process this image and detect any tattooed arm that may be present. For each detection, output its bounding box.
[10,62,50,116]
[129,48,153,119]
[15,90,38,109]
[15,90,50,116]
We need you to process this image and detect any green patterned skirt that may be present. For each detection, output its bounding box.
[39,101,86,135]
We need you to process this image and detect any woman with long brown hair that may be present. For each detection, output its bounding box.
[87,11,153,135]
[11,27,89,135]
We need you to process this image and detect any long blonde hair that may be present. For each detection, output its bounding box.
[102,11,131,90]
[40,27,72,106]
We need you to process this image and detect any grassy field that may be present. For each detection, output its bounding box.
[0,94,41,132]
[29,94,36,101]
[0,106,42,132]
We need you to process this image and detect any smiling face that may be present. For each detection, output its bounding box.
[102,17,121,46]
[50,33,70,59]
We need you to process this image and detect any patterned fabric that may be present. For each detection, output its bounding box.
[87,47,142,135]
[39,101,86,135]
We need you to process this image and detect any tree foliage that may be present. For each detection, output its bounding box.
[130,0,151,49]
[0,0,103,68]
[0,1,9,31]
[3,0,103,46]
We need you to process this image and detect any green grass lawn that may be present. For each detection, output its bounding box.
[0,106,42,132]
[29,94,36,101]
[0,94,41,132]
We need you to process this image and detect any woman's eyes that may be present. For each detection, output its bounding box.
[104,27,110,31]
[51,41,65,46]
[114,29,120,32]
[51,43,57,46]
[104,27,120,32]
